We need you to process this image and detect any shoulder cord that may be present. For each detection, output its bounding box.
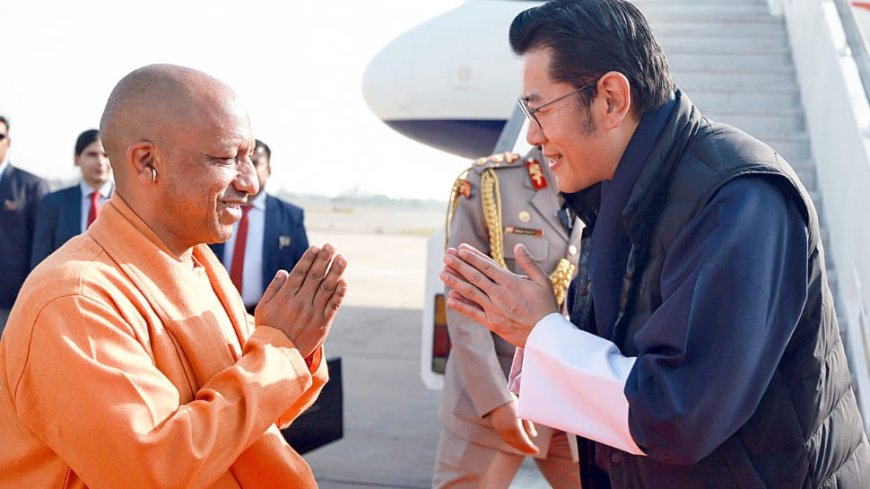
[445,168,471,249]
[480,167,508,269]
[550,258,576,308]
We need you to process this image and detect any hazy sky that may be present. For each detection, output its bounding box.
[0,0,469,200]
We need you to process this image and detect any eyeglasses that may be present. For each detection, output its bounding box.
[517,78,599,129]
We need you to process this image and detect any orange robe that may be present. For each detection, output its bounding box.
[0,197,327,488]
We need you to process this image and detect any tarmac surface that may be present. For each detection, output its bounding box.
[301,229,551,488]
[306,305,441,488]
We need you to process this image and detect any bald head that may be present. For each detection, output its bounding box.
[97,64,257,258]
[100,64,243,190]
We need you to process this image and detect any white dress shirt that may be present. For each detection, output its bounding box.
[515,312,646,456]
[0,160,9,185]
[220,192,266,307]
[79,181,114,233]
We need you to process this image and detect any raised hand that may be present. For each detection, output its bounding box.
[255,244,348,358]
[440,243,558,348]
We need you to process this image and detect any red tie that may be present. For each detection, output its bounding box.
[230,204,253,293]
[87,191,101,227]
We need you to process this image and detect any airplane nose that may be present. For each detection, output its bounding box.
[361,29,414,124]
[361,2,530,159]
[363,21,506,159]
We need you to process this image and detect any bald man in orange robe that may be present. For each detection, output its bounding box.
[0,64,347,488]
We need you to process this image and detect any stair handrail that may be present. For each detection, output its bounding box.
[833,0,870,103]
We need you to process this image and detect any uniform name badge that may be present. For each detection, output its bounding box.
[505,226,543,238]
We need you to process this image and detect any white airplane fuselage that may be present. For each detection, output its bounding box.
[362,0,542,158]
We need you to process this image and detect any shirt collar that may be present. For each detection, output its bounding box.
[0,160,9,184]
[248,191,267,210]
[79,180,114,198]
[600,92,677,219]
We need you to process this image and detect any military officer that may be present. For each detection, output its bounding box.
[433,148,583,488]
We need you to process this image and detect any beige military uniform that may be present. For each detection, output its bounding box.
[433,149,583,489]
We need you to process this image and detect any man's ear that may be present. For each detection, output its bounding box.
[128,140,159,186]
[597,71,633,130]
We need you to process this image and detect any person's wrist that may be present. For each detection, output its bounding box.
[484,399,512,418]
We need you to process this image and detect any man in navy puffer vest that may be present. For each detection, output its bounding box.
[440,1,870,487]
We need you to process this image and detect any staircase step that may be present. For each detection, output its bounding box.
[764,137,811,162]
[650,20,786,38]
[687,89,800,111]
[827,261,839,290]
[669,52,794,71]
[796,168,817,190]
[675,72,797,90]
[702,112,806,136]
[639,5,772,17]
[660,36,789,54]
[635,0,767,4]
[809,189,822,208]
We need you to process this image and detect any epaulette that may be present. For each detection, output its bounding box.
[471,151,522,173]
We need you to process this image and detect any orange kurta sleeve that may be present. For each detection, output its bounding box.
[271,337,328,429]
[243,314,329,430]
[9,294,319,489]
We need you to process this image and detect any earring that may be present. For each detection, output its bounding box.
[150,167,158,184]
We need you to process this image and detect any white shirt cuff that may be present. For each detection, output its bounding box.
[517,312,645,456]
[506,347,523,395]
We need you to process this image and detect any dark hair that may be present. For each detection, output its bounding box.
[75,129,101,156]
[255,139,271,159]
[0,115,8,132]
[509,0,674,116]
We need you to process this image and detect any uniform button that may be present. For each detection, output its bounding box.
[568,245,578,256]
[611,453,622,464]
[518,211,531,223]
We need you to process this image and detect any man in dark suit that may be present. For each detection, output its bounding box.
[31,129,113,268]
[0,115,48,333]
[211,139,309,312]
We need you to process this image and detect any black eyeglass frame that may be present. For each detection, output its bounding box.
[517,78,600,130]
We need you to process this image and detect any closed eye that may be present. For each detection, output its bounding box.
[202,153,237,165]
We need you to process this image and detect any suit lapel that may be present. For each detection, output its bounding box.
[0,165,15,203]
[261,195,279,291]
[62,186,83,238]
[210,242,226,263]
